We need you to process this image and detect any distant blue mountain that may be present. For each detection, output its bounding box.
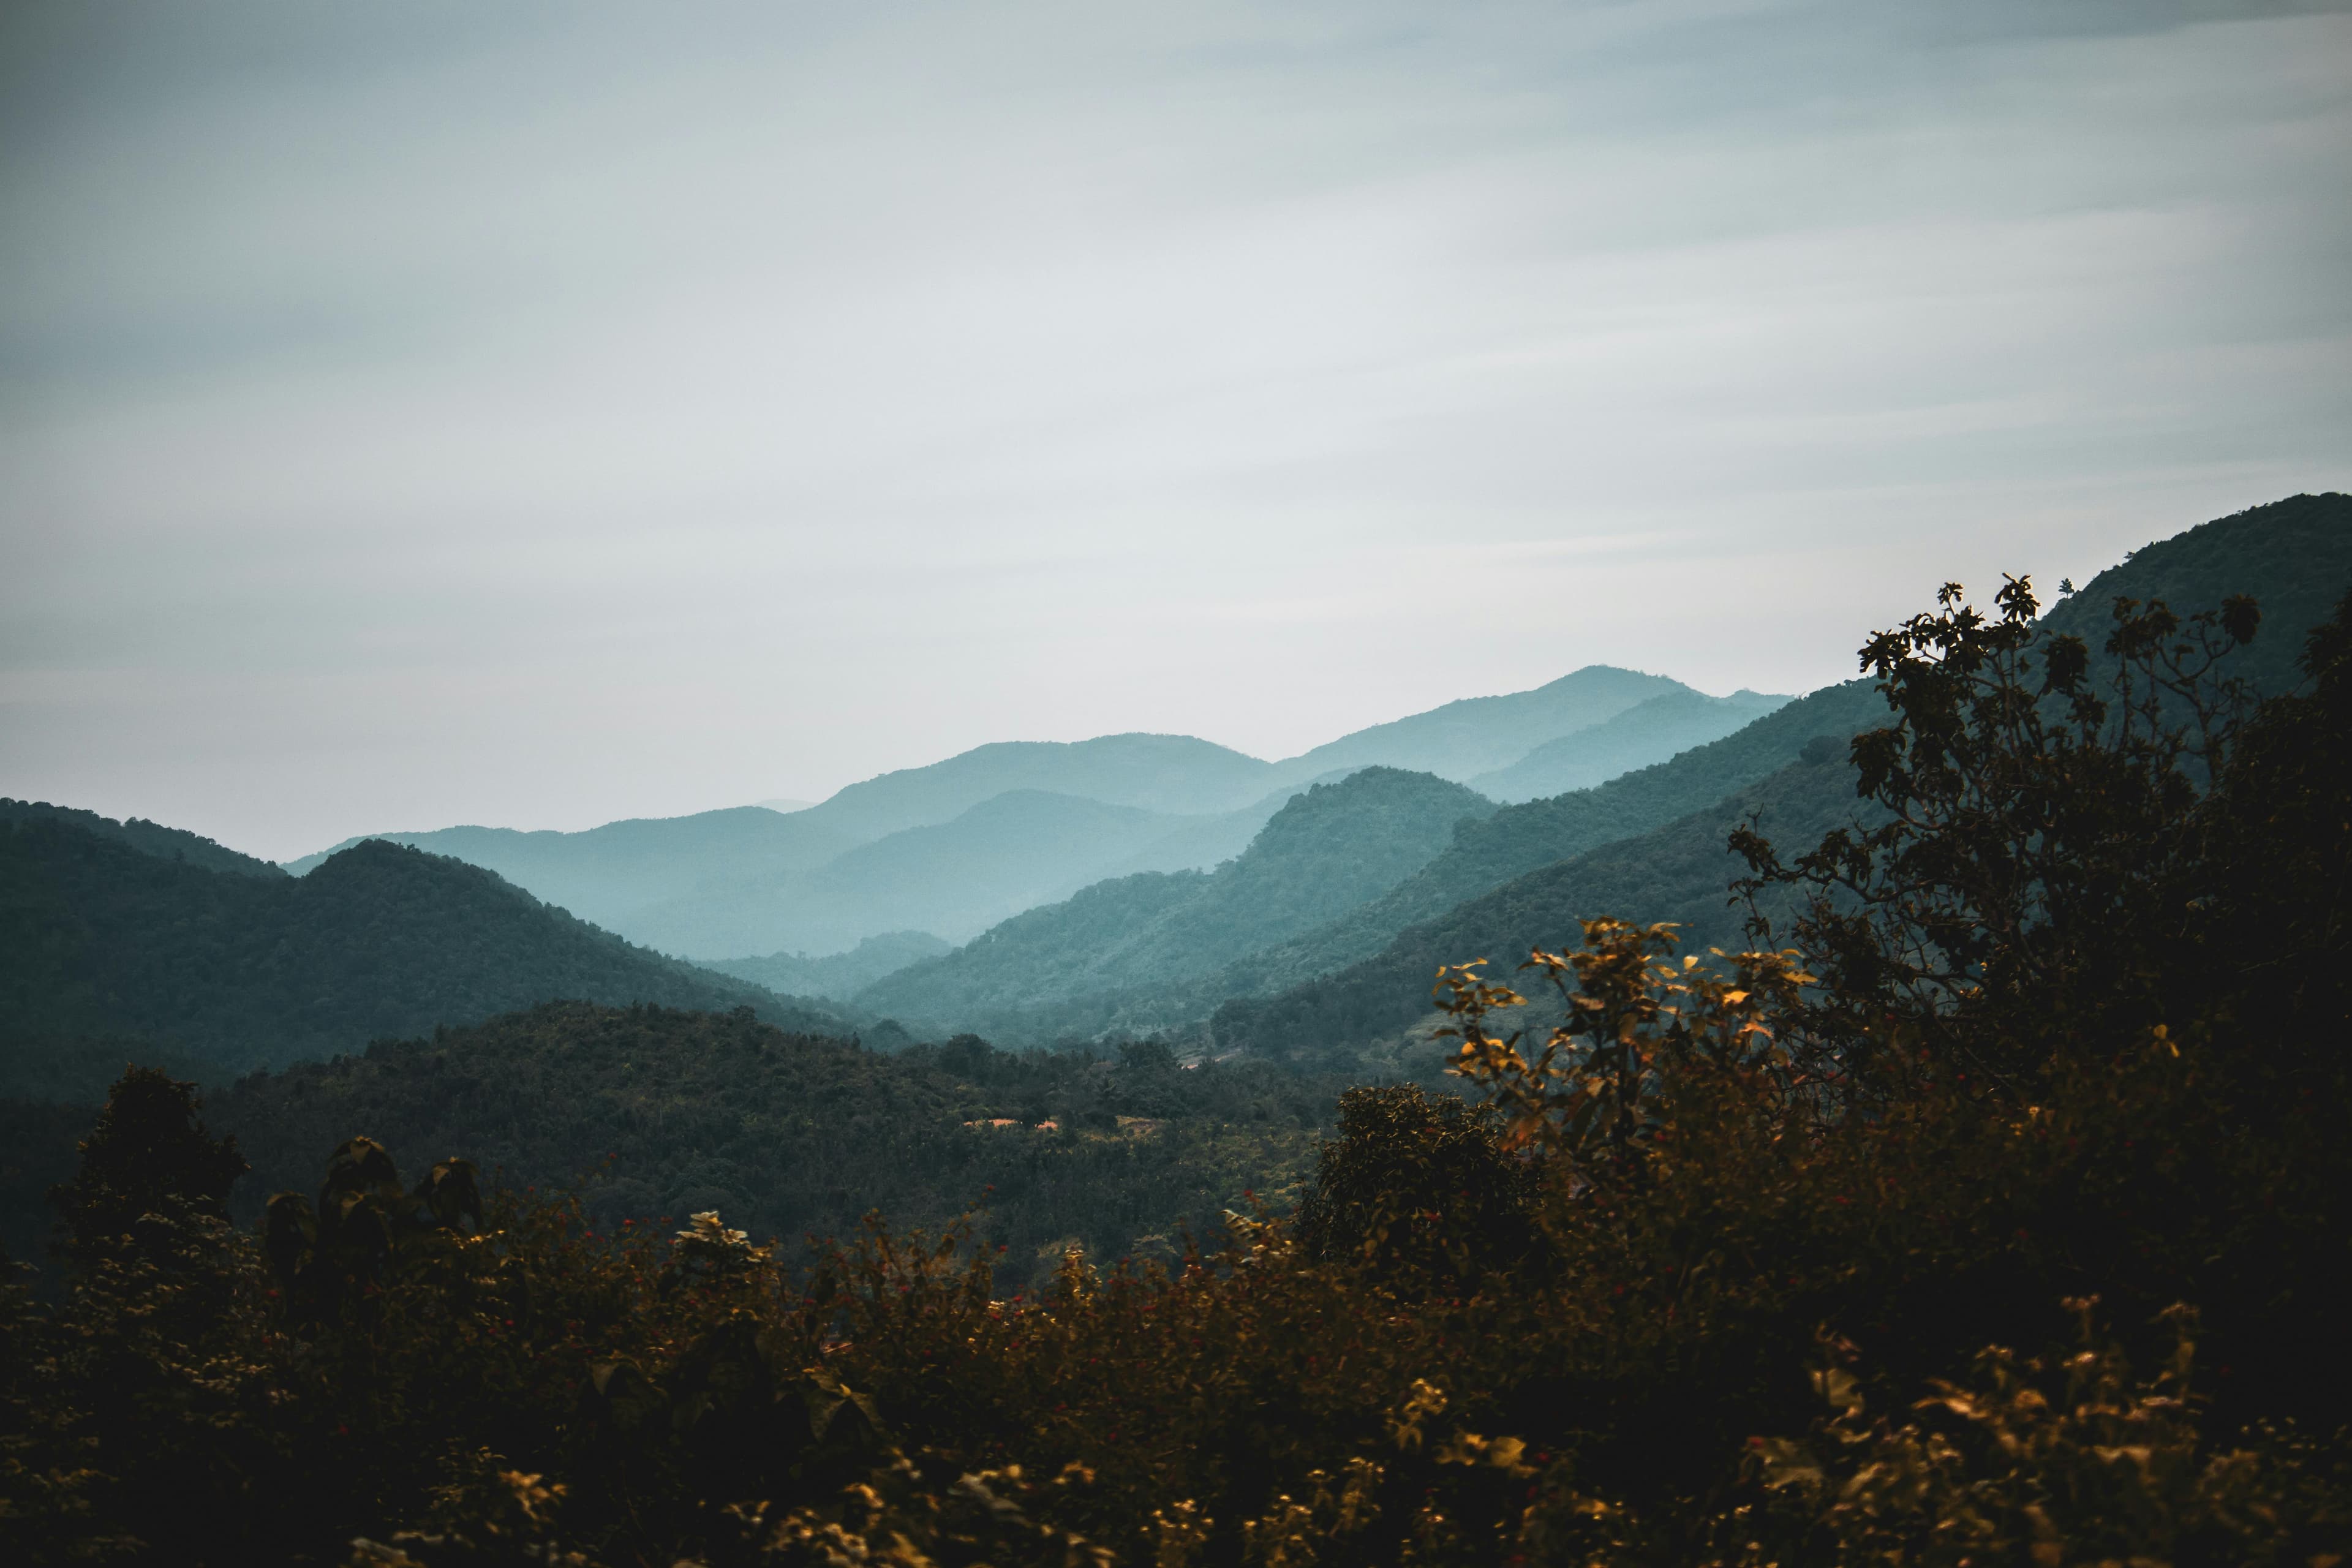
[1267,665,1695,784]
[282,806,856,938]
[700,930,952,1001]
[859,767,1498,1035]
[278,665,1753,960]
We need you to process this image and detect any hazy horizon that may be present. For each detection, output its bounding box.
[6,1,2348,861]
[267,660,1782,862]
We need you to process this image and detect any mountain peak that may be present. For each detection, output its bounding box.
[1275,666,1696,783]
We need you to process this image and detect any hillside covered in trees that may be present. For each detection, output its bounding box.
[5,553,2348,1567]
[1205,493,2352,1069]
[200,1006,1338,1295]
[859,767,1498,1038]
[1212,731,1874,1069]
[0,826,841,1096]
[1,799,287,881]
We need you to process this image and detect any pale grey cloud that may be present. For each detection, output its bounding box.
[2,0,2347,858]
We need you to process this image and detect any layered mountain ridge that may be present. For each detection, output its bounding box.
[10,493,2343,1106]
[859,767,1497,1035]
[285,665,1770,962]
[0,821,847,1098]
[1204,492,2352,1072]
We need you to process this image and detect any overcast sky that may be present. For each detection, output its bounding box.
[3,0,2347,860]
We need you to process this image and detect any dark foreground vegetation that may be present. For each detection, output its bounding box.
[5,578,2350,1566]
[211,1013,1340,1293]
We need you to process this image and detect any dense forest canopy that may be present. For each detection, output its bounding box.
[1210,732,1878,1071]
[206,1005,1344,1295]
[0,799,287,881]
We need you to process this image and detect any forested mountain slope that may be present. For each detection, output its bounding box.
[2038,492,2351,695]
[859,768,1493,1032]
[857,687,1882,1045]
[1216,492,2352,1071]
[2,798,286,880]
[203,1003,1342,1292]
[1212,736,1866,1068]
[862,871,1210,1036]
[1468,687,1789,801]
[1194,677,1891,1005]
[0,821,839,1094]
[1246,493,2352,1022]
[1073,773,1351,881]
